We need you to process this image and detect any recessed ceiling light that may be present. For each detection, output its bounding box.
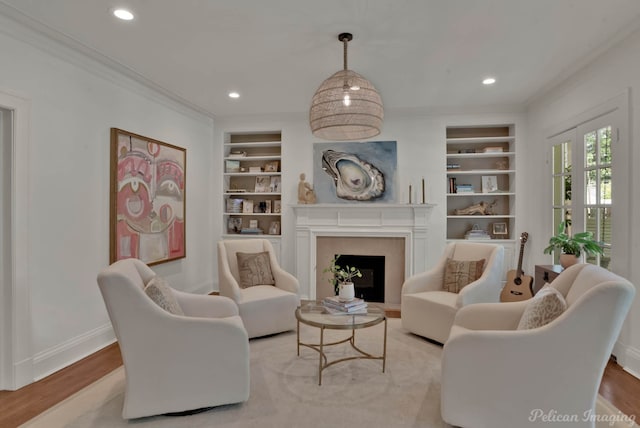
[113,9,134,21]
[482,77,496,85]
[228,92,240,99]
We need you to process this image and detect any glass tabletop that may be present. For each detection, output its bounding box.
[295,301,386,329]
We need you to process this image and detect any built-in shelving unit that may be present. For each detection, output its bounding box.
[222,131,282,239]
[446,125,516,242]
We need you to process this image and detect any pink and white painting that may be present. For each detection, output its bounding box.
[110,128,186,265]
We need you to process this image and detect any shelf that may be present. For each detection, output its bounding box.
[222,234,281,239]
[225,192,280,196]
[224,172,282,177]
[447,192,515,196]
[446,136,515,144]
[224,142,281,148]
[447,169,515,175]
[224,213,281,216]
[223,131,283,241]
[446,152,515,158]
[447,238,517,244]
[224,155,281,161]
[447,215,515,219]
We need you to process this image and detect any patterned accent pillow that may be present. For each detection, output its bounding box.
[144,276,184,315]
[443,258,486,293]
[517,285,567,330]
[236,251,276,288]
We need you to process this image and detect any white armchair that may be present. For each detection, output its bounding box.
[401,241,504,343]
[217,239,300,338]
[441,264,636,428]
[97,259,250,419]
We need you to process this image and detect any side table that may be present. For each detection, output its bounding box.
[534,264,563,294]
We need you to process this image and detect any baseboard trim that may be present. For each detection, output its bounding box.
[613,342,640,380]
[622,346,640,380]
[32,323,116,381]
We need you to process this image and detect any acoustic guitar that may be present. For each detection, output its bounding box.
[500,232,534,302]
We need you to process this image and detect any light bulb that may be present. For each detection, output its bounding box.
[113,9,134,20]
[343,93,351,106]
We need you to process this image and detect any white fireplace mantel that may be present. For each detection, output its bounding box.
[292,203,436,300]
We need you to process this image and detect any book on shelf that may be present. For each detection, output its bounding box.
[240,227,263,234]
[481,147,503,153]
[456,184,474,193]
[228,151,247,158]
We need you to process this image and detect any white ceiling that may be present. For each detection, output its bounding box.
[2,0,640,119]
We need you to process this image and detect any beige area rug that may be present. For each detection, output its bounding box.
[21,319,637,428]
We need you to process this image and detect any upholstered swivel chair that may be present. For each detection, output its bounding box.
[401,241,504,343]
[441,264,635,428]
[217,239,300,338]
[97,258,250,419]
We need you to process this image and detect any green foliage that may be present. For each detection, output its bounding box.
[322,255,363,295]
[543,221,605,258]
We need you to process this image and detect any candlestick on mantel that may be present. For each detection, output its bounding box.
[409,184,412,204]
[421,178,425,204]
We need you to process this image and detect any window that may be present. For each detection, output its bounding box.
[549,107,626,272]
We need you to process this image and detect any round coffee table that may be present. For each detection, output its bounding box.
[295,302,387,385]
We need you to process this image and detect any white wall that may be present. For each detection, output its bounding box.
[524,28,640,375]
[0,18,215,382]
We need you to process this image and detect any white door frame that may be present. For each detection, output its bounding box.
[0,89,32,390]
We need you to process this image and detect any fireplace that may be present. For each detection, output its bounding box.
[292,203,436,303]
[335,254,385,302]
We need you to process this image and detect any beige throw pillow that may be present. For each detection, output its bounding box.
[517,285,567,330]
[236,251,275,288]
[443,258,485,293]
[144,276,184,315]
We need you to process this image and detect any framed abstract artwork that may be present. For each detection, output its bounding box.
[313,140,397,203]
[110,128,186,265]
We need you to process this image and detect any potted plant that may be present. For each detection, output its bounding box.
[323,255,362,301]
[543,221,604,268]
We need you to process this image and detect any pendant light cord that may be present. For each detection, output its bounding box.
[343,38,348,70]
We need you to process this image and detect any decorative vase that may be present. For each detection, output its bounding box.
[559,253,579,269]
[338,282,355,302]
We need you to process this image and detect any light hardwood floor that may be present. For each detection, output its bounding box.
[1,312,638,428]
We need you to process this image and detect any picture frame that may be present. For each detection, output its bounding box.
[110,128,186,265]
[270,176,281,193]
[264,160,279,172]
[265,200,272,213]
[254,176,270,193]
[268,221,281,235]
[492,222,508,236]
[249,219,258,229]
[225,159,240,173]
[481,175,498,193]
[228,217,242,233]
[242,199,254,213]
[273,200,282,213]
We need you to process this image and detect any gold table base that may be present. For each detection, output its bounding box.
[296,318,387,385]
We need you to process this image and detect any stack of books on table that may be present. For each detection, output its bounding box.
[322,296,368,314]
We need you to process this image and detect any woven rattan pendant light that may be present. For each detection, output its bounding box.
[309,33,383,140]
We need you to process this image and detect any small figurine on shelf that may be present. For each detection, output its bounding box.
[297,173,317,204]
[453,200,497,215]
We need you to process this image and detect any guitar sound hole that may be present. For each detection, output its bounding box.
[514,278,522,285]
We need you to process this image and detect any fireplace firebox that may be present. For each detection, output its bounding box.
[336,254,385,302]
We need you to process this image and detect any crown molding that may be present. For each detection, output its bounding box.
[0,3,214,124]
